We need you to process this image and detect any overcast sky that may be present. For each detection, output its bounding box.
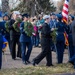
[0,0,1,4]
[53,0,60,1]
[52,0,61,2]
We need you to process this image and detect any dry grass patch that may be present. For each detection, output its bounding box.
[0,63,75,75]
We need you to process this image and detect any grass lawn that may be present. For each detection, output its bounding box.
[0,63,75,75]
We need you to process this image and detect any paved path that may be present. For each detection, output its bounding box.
[2,47,68,69]
[2,47,75,75]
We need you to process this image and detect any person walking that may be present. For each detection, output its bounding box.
[32,15,53,66]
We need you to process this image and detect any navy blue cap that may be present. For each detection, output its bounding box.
[22,13,29,18]
[3,14,9,17]
[56,14,63,20]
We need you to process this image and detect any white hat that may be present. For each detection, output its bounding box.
[13,11,20,15]
[43,15,50,20]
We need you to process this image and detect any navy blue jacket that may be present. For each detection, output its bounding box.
[56,21,67,41]
[0,21,6,35]
[49,19,57,29]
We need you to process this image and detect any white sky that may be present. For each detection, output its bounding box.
[53,0,60,1]
[52,0,60,1]
[0,0,1,4]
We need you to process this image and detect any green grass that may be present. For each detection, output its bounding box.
[0,63,75,75]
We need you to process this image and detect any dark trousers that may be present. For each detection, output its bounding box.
[56,40,65,64]
[69,47,75,60]
[11,37,21,59]
[68,34,75,60]
[69,47,75,68]
[69,42,75,60]
[21,41,32,62]
[0,34,3,69]
[33,38,52,66]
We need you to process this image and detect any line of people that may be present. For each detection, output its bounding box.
[0,11,75,69]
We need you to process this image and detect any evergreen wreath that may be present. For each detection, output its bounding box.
[5,21,9,32]
[13,18,22,32]
[24,21,33,37]
[51,28,58,44]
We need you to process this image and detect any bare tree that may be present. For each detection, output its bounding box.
[9,0,21,9]
[69,0,75,14]
[2,0,10,14]
[57,0,75,15]
[57,0,64,11]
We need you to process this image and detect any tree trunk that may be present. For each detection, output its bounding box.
[31,2,36,17]
[2,0,10,14]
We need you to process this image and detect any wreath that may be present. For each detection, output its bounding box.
[13,18,22,32]
[51,28,58,44]
[24,21,33,37]
[5,21,9,32]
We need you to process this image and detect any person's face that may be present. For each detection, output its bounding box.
[12,14,17,20]
[24,17,29,21]
[68,16,72,21]
[46,18,50,23]
[16,14,20,18]
[52,15,56,20]
[29,17,33,22]
[3,16,9,21]
[12,14,20,20]
[50,15,52,20]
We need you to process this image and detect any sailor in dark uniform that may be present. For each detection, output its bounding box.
[9,11,21,59]
[32,15,53,66]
